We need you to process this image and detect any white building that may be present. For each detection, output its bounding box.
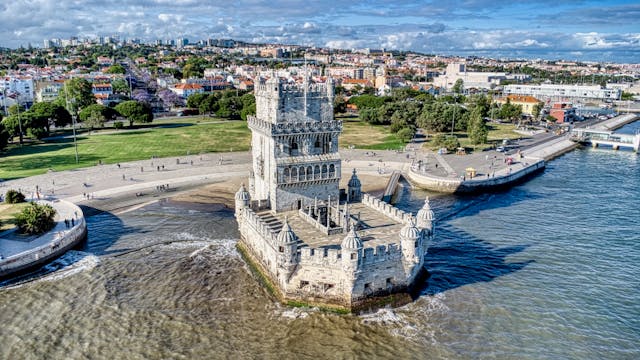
[433,63,530,90]
[503,84,621,101]
[0,76,35,107]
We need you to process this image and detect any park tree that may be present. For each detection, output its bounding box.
[216,96,243,119]
[158,89,184,108]
[498,99,523,122]
[467,107,488,145]
[79,104,116,128]
[115,100,153,127]
[105,64,126,74]
[29,102,72,131]
[333,95,346,114]
[111,78,130,95]
[396,127,415,143]
[452,79,464,94]
[186,93,208,109]
[56,78,96,114]
[532,102,544,120]
[14,202,57,235]
[131,89,151,104]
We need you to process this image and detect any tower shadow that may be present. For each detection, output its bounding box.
[417,223,534,296]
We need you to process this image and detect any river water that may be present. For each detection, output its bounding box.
[1,123,639,359]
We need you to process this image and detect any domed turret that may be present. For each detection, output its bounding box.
[276,217,297,245]
[400,216,422,268]
[341,227,362,250]
[347,169,362,202]
[416,196,435,229]
[400,216,421,241]
[234,183,251,218]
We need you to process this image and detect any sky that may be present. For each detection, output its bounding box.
[1,0,639,62]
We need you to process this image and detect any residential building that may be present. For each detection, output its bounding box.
[170,83,204,98]
[495,95,542,116]
[504,84,621,101]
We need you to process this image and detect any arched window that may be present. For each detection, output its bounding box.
[321,164,328,178]
[284,168,290,182]
[299,166,305,181]
[314,137,320,148]
[314,165,320,179]
[329,164,335,177]
[292,167,298,181]
[306,166,312,179]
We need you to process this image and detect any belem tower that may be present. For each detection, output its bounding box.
[234,74,435,310]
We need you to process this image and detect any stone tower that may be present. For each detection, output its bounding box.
[247,74,342,212]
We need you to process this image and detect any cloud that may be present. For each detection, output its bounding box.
[0,0,636,63]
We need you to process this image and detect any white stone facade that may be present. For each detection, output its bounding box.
[235,75,434,309]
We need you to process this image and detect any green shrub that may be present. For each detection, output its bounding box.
[396,127,415,143]
[5,189,26,204]
[432,134,460,151]
[14,202,57,235]
[113,121,124,129]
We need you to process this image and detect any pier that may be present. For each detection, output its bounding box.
[570,114,640,153]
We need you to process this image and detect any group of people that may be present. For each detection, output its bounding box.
[63,218,75,228]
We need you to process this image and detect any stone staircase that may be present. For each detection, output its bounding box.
[256,211,284,233]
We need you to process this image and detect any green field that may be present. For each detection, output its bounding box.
[0,117,519,180]
[0,121,251,180]
[340,120,406,150]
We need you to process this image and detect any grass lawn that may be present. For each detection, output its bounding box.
[0,121,251,180]
[1,117,412,180]
[340,119,406,150]
[0,203,28,231]
[423,123,521,152]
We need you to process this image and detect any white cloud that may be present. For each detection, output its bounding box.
[0,0,636,63]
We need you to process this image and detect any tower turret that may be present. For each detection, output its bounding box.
[341,227,362,273]
[400,216,422,275]
[416,196,434,231]
[234,183,251,218]
[276,217,298,278]
[347,168,362,202]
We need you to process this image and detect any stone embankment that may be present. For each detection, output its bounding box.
[0,200,87,278]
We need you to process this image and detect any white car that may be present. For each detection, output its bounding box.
[496,146,506,152]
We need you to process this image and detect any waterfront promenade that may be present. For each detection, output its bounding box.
[408,114,638,193]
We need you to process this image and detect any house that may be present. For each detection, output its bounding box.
[341,79,373,91]
[170,83,204,99]
[92,83,113,98]
[495,95,542,116]
[549,102,577,123]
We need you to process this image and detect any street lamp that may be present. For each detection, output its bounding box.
[451,103,456,136]
[63,80,80,164]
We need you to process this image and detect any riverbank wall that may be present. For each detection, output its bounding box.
[0,200,87,279]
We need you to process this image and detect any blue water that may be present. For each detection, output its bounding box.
[1,122,638,359]
[390,120,640,358]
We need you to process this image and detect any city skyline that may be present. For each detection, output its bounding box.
[2,1,639,62]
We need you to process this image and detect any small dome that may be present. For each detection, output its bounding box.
[235,183,251,201]
[400,216,421,240]
[276,217,297,244]
[341,227,362,250]
[416,196,435,224]
[348,168,361,188]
